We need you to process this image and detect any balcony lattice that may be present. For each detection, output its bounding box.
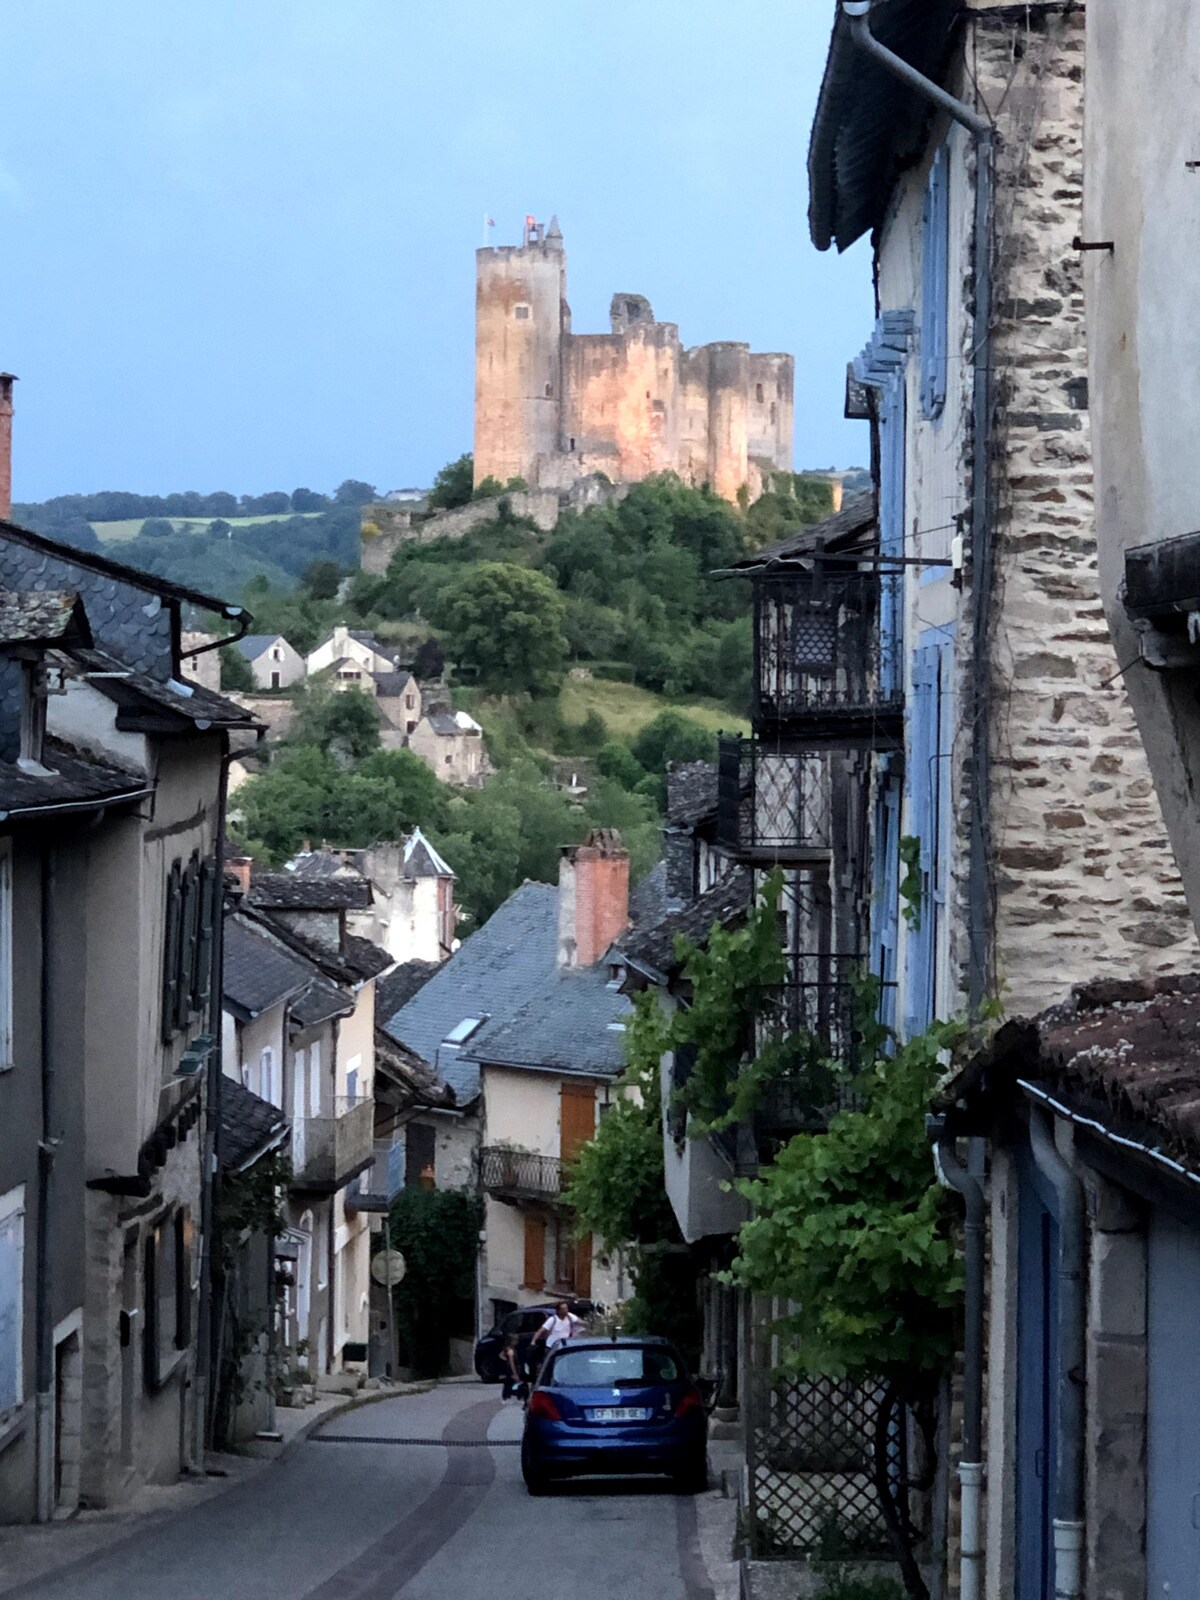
[717,736,834,862]
[481,1146,563,1201]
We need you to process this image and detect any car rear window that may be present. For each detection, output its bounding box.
[549,1346,682,1386]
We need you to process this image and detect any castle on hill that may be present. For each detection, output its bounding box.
[474,217,794,503]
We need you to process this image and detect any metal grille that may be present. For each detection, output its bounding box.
[717,736,832,857]
[479,1147,562,1199]
[754,568,901,725]
[746,1369,905,1558]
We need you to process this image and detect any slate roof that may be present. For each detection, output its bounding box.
[219,1078,289,1171]
[252,908,392,988]
[727,493,876,572]
[423,710,481,737]
[74,647,260,732]
[0,518,243,678]
[235,633,286,661]
[0,590,91,648]
[250,871,372,911]
[382,881,559,1104]
[372,671,416,697]
[808,0,963,253]
[617,867,753,984]
[376,960,441,1024]
[286,848,362,882]
[941,974,1200,1169]
[289,973,354,1030]
[0,738,152,822]
[375,1030,454,1109]
[467,967,631,1078]
[629,859,677,927]
[223,916,313,1018]
[405,828,454,879]
[666,762,718,828]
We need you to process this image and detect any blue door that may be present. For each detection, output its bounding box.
[1016,1150,1059,1600]
[1148,1211,1200,1595]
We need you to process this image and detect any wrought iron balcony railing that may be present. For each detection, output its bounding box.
[752,565,903,739]
[717,735,834,862]
[480,1146,563,1201]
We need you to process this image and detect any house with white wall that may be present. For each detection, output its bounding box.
[288,832,457,965]
[234,633,306,692]
[306,625,395,680]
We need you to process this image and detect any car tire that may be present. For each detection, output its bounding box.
[521,1442,550,1496]
[475,1357,499,1383]
[674,1456,709,1495]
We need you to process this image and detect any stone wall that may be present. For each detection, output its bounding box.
[360,491,562,574]
[973,2,1196,1010]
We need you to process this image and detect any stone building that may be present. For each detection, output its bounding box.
[474,218,794,504]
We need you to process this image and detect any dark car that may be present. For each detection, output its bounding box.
[520,1336,708,1494]
[473,1301,595,1382]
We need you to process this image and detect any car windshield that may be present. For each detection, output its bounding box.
[549,1347,681,1386]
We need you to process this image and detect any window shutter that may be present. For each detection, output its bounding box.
[879,374,907,695]
[191,856,218,1014]
[920,143,950,420]
[574,1233,593,1299]
[904,640,949,1038]
[522,1215,546,1292]
[871,758,902,1035]
[0,1206,23,1413]
[161,862,183,1043]
[176,857,201,1034]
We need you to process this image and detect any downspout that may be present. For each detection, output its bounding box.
[841,0,996,1011]
[34,842,57,1522]
[1028,1108,1085,1600]
[930,1121,985,1600]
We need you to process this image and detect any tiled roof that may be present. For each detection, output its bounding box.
[728,493,876,571]
[74,648,260,731]
[405,828,454,879]
[286,848,362,883]
[629,859,678,927]
[383,881,559,1102]
[666,762,718,828]
[0,738,152,822]
[219,1078,289,1171]
[223,916,313,1018]
[290,973,354,1030]
[424,710,481,737]
[372,671,415,697]
[250,871,372,911]
[253,906,392,988]
[467,966,631,1078]
[235,634,284,661]
[375,1030,453,1108]
[617,867,753,983]
[376,960,441,1025]
[0,590,91,648]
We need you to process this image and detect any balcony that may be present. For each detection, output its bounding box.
[752,562,902,744]
[346,1139,404,1215]
[291,1097,374,1194]
[480,1146,563,1202]
[717,735,834,863]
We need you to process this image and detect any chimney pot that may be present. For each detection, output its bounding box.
[228,856,253,895]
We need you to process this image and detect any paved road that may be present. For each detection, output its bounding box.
[2,1385,720,1600]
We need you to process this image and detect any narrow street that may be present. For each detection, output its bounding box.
[1,1385,722,1600]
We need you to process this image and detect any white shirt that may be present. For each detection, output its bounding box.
[541,1312,583,1348]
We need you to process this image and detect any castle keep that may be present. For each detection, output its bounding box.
[474,217,794,503]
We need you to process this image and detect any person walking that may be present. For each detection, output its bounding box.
[530,1301,585,1377]
[500,1334,526,1401]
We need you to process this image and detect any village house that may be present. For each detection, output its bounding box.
[232,633,306,692]
[306,625,395,682]
[0,513,257,1520]
[179,631,222,692]
[407,708,487,788]
[287,832,457,965]
[373,670,422,748]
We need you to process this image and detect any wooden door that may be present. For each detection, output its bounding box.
[574,1233,592,1299]
[523,1214,546,1291]
[560,1083,596,1165]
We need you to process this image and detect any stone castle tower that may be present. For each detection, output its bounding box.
[474,218,794,503]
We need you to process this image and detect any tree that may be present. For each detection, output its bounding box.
[301,558,343,600]
[630,711,717,805]
[431,562,568,695]
[334,479,377,507]
[209,519,233,539]
[293,687,381,763]
[291,486,329,512]
[219,644,254,692]
[388,1189,482,1376]
[412,636,445,680]
[428,453,474,511]
[140,517,175,538]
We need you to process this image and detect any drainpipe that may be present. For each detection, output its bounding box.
[1028,1108,1086,1600]
[841,0,997,1011]
[930,1121,985,1600]
[34,842,58,1522]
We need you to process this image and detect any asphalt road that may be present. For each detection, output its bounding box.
[3,1384,719,1600]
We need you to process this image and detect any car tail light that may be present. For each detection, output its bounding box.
[674,1388,703,1419]
[528,1391,562,1421]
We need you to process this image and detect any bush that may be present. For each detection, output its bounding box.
[388,1189,482,1377]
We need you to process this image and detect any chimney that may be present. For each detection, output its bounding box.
[227,856,253,895]
[0,374,16,521]
[557,829,630,970]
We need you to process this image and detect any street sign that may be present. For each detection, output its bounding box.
[371,1249,407,1287]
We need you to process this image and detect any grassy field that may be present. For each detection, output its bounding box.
[558,676,748,739]
[92,512,322,543]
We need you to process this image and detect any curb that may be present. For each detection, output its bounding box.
[274,1380,440,1462]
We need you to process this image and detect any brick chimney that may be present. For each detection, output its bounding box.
[227,856,253,895]
[0,374,16,521]
[557,829,629,970]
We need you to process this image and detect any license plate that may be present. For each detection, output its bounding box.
[589,1406,648,1422]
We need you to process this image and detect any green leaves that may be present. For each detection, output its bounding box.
[429,562,569,697]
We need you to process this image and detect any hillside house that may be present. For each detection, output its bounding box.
[287,831,458,964]
[233,633,305,692]
[180,631,221,692]
[306,625,395,681]
[408,709,487,788]
[374,670,421,748]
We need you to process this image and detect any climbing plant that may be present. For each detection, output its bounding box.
[898,835,923,930]
[388,1187,482,1377]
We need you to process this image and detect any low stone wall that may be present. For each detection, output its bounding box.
[361,490,560,573]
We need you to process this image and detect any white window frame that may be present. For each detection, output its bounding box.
[0,1185,26,1421]
[260,1046,278,1106]
[0,841,12,1070]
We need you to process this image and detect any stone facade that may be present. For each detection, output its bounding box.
[474,218,793,504]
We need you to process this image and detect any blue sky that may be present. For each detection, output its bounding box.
[0,1,872,502]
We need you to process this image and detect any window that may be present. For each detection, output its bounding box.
[920,143,950,420]
[162,853,218,1044]
[345,1055,361,1107]
[545,383,554,398]
[550,1346,680,1387]
[514,304,530,321]
[755,382,764,404]
[272,646,282,662]
[0,1187,24,1416]
[568,437,576,452]
[405,1122,436,1189]
[260,1047,279,1106]
[770,402,777,425]
[0,842,10,1069]
[405,694,414,710]
[144,1209,190,1388]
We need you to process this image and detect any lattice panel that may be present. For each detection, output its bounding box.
[750,750,831,850]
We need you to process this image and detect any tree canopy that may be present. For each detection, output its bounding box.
[427,453,475,511]
[430,563,569,696]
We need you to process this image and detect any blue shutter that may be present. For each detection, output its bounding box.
[904,642,940,1037]
[920,143,950,420]
[879,374,906,695]
[871,758,902,1035]
[0,1205,24,1414]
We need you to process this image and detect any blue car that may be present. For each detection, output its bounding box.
[520,1336,708,1494]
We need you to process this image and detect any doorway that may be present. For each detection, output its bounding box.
[1148,1210,1200,1595]
[119,1231,139,1468]
[1015,1150,1060,1600]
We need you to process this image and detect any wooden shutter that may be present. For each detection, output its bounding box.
[176,857,201,1033]
[904,638,949,1039]
[920,142,950,421]
[191,856,218,1014]
[161,862,183,1042]
[559,1083,596,1166]
[878,373,906,696]
[522,1214,546,1292]
[870,758,902,1035]
[574,1233,592,1299]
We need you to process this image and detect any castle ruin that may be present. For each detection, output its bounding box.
[474,217,794,503]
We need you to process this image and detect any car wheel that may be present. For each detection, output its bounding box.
[521,1442,550,1496]
[475,1357,499,1382]
[674,1455,709,1495]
